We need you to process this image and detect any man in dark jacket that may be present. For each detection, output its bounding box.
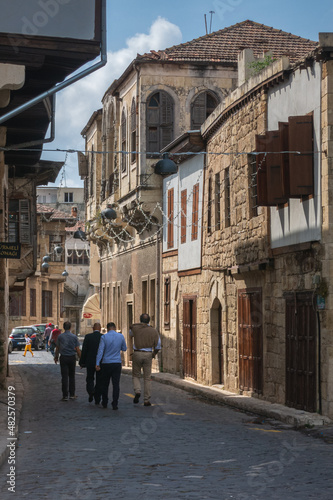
[79,322,102,403]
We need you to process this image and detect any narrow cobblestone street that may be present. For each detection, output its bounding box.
[1,350,332,500]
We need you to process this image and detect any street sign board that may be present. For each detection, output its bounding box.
[0,242,21,259]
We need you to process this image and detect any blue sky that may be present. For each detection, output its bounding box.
[45,0,333,187]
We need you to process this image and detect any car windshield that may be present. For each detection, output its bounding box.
[34,326,45,333]
[12,328,31,335]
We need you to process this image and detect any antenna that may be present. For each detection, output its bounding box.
[204,14,208,35]
[209,11,215,34]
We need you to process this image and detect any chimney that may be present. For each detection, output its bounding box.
[71,206,78,218]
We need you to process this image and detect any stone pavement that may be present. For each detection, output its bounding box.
[1,360,332,471]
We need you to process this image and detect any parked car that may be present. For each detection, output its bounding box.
[32,324,55,349]
[8,326,43,351]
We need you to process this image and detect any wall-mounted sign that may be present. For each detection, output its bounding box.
[83,312,93,319]
[0,0,100,41]
[0,242,21,259]
[317,295,326,310]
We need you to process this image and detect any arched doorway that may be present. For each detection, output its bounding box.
[211,298,223,385]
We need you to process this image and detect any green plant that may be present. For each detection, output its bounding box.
[248,54,276,75]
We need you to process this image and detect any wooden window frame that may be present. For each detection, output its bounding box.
[215,173,221,231]
[9,291,26,316]
[131,98,136,164]
[8,198,31,245]
[42,290,52,318]
[164,276,171,330]
[121,109,127,173]
[191,91,219,129]
[191,183,199,241]
[181,189,187,244]
[146,91,174,157]
[30,288,36,317]
[167,188,174,249]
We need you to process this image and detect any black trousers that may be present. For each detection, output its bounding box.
[86,364,102,402]
[99,363,122,407]
[60,355,76,397]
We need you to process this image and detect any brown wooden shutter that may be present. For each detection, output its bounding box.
[191,183,199,241]
[266,130,288,205]
[288,114,314,197]
[279,121,290,198]
[164,277,170,329]
[191,92,206,129]
[167,188,174,249]
[181,189,187,244]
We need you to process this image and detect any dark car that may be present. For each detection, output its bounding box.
[8,326,43,351]
[32,324,54,349]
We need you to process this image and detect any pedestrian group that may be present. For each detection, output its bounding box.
[51,313,160,409]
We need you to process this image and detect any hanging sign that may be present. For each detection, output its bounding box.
[0,242,21,259]
[83,313,93,319]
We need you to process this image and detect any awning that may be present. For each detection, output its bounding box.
[81,293,101,320]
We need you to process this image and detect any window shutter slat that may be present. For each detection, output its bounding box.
[288,114,314,197]
[279,121,290,198]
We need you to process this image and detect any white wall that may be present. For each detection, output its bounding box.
[162,155,204,271]
[267,62,321,248]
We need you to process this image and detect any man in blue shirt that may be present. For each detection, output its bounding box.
[96,322,127,410]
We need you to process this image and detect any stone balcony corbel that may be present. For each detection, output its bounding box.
[0,63,25,108]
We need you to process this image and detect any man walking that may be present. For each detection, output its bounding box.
[79,322,103,403]
[130,313,161,406]
[95,322,127,410]
[44,323,53,352]
[49,325,61,357]
[54,321,81,401]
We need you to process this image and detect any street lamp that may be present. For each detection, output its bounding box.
[154,152,177,175]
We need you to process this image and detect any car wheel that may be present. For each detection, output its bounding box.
[8,343,12,354]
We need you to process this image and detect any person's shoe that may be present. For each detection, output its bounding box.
[101,404,107,409]
[88,394,94,403]
[133,393,140,404]
[61,397,68,401]
[69,395,77,400]
[112,405,118,410]
[144,401,152,407]
[95,401,100,405]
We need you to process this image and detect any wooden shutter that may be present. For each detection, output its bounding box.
[288,114,314,197]
[191,92,206,129]
[191,183,199,241]
[164,277,170,329]
[181,189,187,244]
[161,92,173,125]
[279,121,290,198]
[266,130,288,205]
[167,188,174,249]
[19,199,31,244]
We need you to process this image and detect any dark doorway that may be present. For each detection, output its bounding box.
[285,292,316,412]
[238,288,263,394]
[183,296,197,379]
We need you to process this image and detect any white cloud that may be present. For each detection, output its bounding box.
[45,17,182,187]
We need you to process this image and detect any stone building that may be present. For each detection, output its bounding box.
[81,21,316,364]
[9,205,75,332]
[161,33,333,420]
[37,186,85,220]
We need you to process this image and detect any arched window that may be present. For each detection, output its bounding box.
[146,91,174,155]
[121,109,127,172]
[191,91,219,129]
[131,99,136,164]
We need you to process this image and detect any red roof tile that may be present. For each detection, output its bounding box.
[37,204,75,222]
[137,20,317,65]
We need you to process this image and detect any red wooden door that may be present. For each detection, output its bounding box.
[183,297,197,379]
[238,289,263,394]
[285,293,316,412]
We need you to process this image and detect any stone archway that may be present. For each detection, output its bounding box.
[211,297,223,385]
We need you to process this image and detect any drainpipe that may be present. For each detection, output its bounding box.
[5,94,56,149]
[0,0,107,126]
